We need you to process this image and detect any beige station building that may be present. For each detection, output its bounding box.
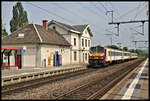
[2,20,93,68]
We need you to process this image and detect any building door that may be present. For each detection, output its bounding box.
[15,54,22,69]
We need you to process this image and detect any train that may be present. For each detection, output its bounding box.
[89,45,137,66]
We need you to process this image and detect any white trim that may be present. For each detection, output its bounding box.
[33,24,43,43]
[83,24,89,33]
[82,25,93,36]
[70,29,81,34]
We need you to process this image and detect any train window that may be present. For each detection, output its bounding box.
[112,52,114,56]
[97,47,104,53]
[90,47,96,53]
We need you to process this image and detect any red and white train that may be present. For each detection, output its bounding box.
[89,45,137,65]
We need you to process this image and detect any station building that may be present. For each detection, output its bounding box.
[2,20,93,69]
[48,20,93,65]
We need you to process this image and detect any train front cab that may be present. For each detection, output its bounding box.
[89,46,106,66]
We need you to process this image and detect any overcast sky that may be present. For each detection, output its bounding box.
[2,1,149,49]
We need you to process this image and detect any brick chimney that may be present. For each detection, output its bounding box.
[43,20,48,30]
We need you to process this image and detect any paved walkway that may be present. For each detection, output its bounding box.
[101,58,149,100]
[1,65,86,78]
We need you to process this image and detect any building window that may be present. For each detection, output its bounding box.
[74,38,76,46]
[85,53,87,61]
[53,26,56,30]
[85,39,87,47]
[83,53,84,62]
[17,33,24,38]
[74,51,77,61]
[82,39,84,47]
[88,40,90,47]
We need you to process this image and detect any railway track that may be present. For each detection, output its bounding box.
[2,67,98,96]
[54,59,145,100]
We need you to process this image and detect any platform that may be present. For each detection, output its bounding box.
[1,65,87,86]
[101,58,149,100]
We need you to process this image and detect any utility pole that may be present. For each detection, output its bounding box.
[132,40,148,48]
[108,20,148,35]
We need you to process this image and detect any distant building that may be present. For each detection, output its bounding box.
[48,20,93,65]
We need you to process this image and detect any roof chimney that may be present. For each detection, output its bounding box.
[43,20,48,30]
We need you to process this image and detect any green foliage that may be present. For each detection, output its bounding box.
[136,49,148,58]
[129,49,135,52]
[10,2,28,33]
[123,47,128,51]
[105,45,121,50]
[129,49,148,58]
[1,24,8,38]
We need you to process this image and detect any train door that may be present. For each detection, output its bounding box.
[110,50,112,63]
[121,52,124,61]
[104,49,106,63]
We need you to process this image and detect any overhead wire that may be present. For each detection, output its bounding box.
[133,2,142,20]
[24,2,75,24]
[133,4,148,20]
[51,3,88,23]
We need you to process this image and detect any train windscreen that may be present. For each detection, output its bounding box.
[97,47,104,53]
[90,47,96,54]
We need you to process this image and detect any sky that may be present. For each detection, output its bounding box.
[2,1,149,50]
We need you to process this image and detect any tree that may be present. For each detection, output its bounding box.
[123,47,128,51]
[10,2,29,33]
[105,45,121,50]
[2,24,8,38]
[129,49,135,52]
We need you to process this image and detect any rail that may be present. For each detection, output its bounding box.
[54,59,145,100]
